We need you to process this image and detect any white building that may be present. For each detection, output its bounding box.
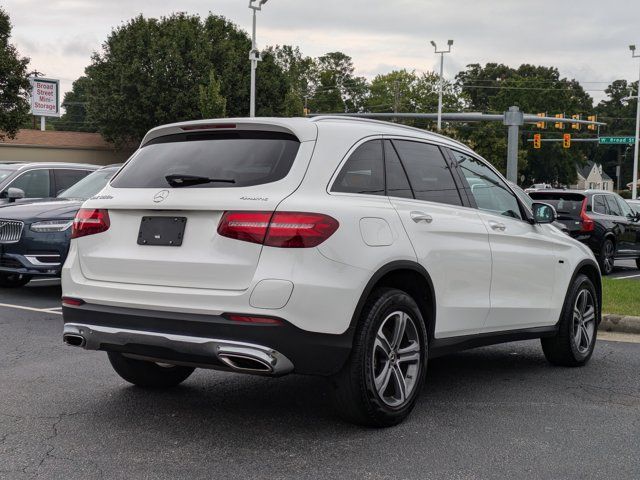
[571,162,613,192]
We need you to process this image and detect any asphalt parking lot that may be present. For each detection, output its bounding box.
[0,277,639,479]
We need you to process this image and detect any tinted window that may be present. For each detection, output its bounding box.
[616,196,635,218]
[59,168,118,200]
[332,140,385,196]
[0,169,13,182]
[7,169,50,198]
[54,169,90,194]
[384,141,413,199]
[453,151,522,220]
[393,140,462,206]
[112,132,300,189]
[604,195,622,216]
[593,195,608,214]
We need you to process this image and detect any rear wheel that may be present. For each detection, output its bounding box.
[107,352,195,388]
[0,273,32,288]
[541,274,598,367]
[331,288,427,427]
[598,239,615,275]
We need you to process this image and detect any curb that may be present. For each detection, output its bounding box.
[599,314,640,335]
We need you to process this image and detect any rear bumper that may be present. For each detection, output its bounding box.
[62,303,353,376]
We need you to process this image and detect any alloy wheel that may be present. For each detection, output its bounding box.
[573,289,596,354]
[372,311,421,408]
[603,241,614,274]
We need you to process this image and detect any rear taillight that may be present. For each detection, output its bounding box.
[224,314,284,326]
[218,211,339,248]
[62,297,85,306]
[580,198,595,232]
[71,209,110,239]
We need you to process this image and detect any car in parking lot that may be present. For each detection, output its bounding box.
[628,199,640,214]
[61,117,601,426]
[529,190,640,274]
[0,165,121,287]
[0,162,98,204]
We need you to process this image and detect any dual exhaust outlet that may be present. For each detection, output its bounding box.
[62,326,293,376]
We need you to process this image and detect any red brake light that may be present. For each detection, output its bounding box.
[225,314,284,325]
[71,209,110,239]
[580,198,595,232]
[62,297,85,306]
[180,123,237,131]
[217,211,339,248]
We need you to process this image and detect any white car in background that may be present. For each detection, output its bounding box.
[61,117,601,426]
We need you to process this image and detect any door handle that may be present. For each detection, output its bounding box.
[489,221,506,232]
[410,211,433,224]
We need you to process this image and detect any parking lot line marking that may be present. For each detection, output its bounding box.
[613,273,640,280]
[0,303,63,315]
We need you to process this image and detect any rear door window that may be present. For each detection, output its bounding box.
[54,169,91,195]
[393,140,462,206]
[615,196,635,218]
[112,131,300,189]
[332,140,385,196]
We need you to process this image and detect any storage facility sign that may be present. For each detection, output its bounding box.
[30,78,60,117]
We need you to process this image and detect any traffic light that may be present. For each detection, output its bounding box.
[533,134,542,149]
[563,133,571,149]
[536,113,546,129]
[303,107,310,116]
[555,114,565,130]
[571,114,581,130]
[587,115,597,131]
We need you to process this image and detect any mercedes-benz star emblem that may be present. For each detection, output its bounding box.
[153,190,170,203]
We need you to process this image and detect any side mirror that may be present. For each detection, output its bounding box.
[6,187,25,203]
[532,202,557,224]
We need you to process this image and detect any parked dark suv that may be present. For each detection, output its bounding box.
[529,190,640,274]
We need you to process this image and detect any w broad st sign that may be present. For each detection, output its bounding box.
[30,78,60,117]
[598,136,636,145]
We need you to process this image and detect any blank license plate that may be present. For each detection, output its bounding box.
[137,216,187,247]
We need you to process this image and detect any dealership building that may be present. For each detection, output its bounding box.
[0,129,133,166]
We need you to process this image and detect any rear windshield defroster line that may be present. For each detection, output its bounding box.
[111,131,300,189]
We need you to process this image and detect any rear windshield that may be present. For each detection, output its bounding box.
[529,192,585,217]
[111,131,300,189]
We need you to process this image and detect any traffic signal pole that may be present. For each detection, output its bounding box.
[504,106,524,183]
[632,59,640,199]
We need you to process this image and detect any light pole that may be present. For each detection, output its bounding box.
[248,0,269,117]
[430,39,453,131]
[630,45,640,199]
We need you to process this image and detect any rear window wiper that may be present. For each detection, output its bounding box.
[165,174,236,188]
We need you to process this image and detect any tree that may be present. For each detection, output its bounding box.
[53,76,96,132]
[310,52,368,113]
[0,8,30,139]
[268,45,316,112]
[83,13,288,145]
[199,70,226,118]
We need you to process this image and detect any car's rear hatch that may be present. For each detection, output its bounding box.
[529,191,587,235]
[75,121,316,290]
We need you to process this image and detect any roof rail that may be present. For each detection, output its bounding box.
[309,115,470,150]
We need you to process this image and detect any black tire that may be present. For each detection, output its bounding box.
[541,274,599,367]
[636,258,640,270]
[598,238,615,275]
[331,288,428,427]
[107,352,195,388]
[0,273,32,288]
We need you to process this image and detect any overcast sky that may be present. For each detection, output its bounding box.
[5,0,640,106]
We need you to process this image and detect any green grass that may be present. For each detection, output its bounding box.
[602,278,640,317]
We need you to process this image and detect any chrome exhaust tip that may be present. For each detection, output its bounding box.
[63,333,86,348]
[218,353,273,373]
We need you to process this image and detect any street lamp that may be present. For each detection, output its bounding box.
[248,0,269,117]
[630,44,640,199]
[430,39,454,131]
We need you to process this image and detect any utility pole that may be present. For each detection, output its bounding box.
[248,0,269,117]
[430,39,453,131]
[630,44,640,199]
[504,106,524,183]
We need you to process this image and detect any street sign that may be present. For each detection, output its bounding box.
[598,136,636,145]
[29,77,60,117]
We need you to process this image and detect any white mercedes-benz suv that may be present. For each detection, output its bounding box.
[62,117,601,426]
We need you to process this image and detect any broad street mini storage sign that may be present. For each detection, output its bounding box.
[30,77,60,117]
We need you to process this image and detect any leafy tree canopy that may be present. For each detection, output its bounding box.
[0,8,30,139]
